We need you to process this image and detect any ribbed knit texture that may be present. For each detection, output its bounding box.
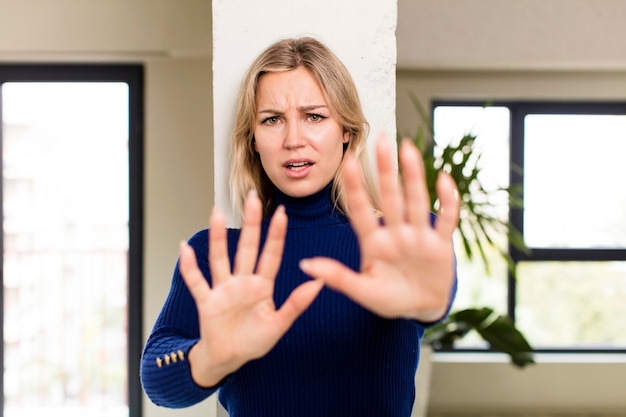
[141,184,455,416]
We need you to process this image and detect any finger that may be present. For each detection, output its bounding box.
[299,257,366,300]
[435,171,460,238]
[274,279,324,334]
[233,190,262,275]
[398,138,431,229]
[179,241,211,305]
[209,206,231,287]
[376,135,403,227]
[256,205,288,280]
[342,153,378,238]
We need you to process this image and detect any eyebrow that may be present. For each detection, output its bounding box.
[258,104,328,114]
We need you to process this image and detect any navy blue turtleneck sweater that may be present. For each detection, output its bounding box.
[141,185,455,416]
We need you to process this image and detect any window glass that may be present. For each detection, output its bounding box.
[2,82,129,417]
[516,261,626,348]
[524,114,626,249]
[433,106,511,320]
[433,102,626,352]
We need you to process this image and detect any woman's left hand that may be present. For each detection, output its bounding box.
[299,136,460,322]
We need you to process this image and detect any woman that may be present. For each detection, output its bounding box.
[141,36,459,417]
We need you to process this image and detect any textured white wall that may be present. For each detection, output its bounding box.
[212,0,398,226]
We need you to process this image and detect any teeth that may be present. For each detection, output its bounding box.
[290,162,307,167]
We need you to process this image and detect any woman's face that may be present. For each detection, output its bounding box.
[253,66,349,198]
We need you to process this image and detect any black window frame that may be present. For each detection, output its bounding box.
[0,64,144,416]
[433,99,626,354]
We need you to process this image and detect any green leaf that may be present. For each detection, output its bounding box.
[426,308,535,368]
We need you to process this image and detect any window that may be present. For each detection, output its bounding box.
[1,65,143,416]
[433,101,626,351]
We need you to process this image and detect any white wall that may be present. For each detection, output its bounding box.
[397,0,626,71]
[0,0,211,57]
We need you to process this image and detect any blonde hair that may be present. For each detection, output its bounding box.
[230,36,379,218]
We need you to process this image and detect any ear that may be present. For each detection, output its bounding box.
[253,136,259,152]
[342,131,350,144]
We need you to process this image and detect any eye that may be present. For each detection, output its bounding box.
[307,113,326,122]
[262,116,280,125]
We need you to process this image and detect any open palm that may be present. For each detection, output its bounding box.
[179,194,323,387]
[299,137,460,322]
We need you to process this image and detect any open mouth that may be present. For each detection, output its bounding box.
[285,161,313,171]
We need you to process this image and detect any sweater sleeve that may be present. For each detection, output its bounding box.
[140,230,219,408]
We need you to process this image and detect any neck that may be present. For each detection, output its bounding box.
[269,183,347,229]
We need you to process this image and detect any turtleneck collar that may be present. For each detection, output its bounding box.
[269,183,348,229]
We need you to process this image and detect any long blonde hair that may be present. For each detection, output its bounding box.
[230,36,379,218]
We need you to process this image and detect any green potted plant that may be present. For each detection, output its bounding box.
[403,94,534,368]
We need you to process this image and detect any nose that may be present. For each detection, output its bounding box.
[283,121,305,149]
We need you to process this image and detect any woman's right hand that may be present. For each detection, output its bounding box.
[179,191,324,388]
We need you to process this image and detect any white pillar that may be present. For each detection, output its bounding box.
[213,0,398,226]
